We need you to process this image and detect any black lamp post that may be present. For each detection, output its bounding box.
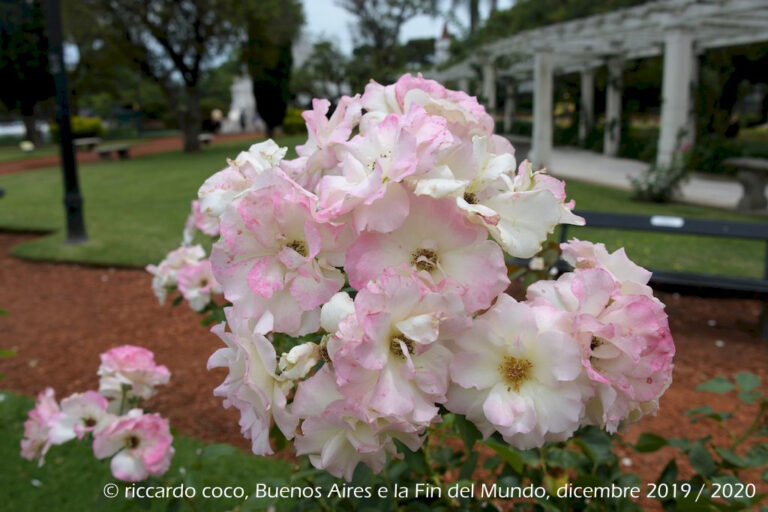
[44,0,87,244]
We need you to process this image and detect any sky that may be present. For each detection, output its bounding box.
[301,0,516,55]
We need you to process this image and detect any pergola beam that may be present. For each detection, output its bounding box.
[425,0,768,171]
[432,0,768,83]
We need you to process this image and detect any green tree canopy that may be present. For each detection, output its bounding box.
[0,0,54,145]
[73,0,240,152]
[240,0,304,136]
[339,0,436,90]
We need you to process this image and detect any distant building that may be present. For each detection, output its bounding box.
[435,24,451,65]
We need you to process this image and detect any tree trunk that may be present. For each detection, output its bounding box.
[469,0,479,33]
[22,115,41,146]
[180,85,201,153]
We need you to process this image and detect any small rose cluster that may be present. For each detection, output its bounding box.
[20,345,174,482]
[146,188,226,313]
[152,73,675,481]
[146,243,221,312]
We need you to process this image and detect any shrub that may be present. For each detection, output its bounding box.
[282,107,306,135]
[686,136,742,176]
[631,130,689,202]
[50,116,105,141]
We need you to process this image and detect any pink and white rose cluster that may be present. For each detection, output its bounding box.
[146,243,222,312]
[21,345,174,482]
[159,73,674,481]
[148,181,230,313]
[183,199,220,243]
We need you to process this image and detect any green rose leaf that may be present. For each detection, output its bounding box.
[458,451,479,481]
[734,371,760,392]
[738,390,762,404]
[715,447,747,467]
[575,426,614,465]
[635,433,668,453]
[454,413,482,452]
[712,475,750,505]
[685,405,713,417]
[696,376,734,394]
[668,438,692,451]
[657,459,678,485]
[395,440,429,474]
[745,443,768,467]
[688,442,716,476]
[483,439,524,473]
[546,447,589,469]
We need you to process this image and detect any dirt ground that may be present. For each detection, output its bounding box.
[0,132,262,176]
[1,231,766,506]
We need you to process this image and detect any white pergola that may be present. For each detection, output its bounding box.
[429,0,768,169]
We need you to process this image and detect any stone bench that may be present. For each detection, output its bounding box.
[73,137,102,152]
[724,157,768,211]
[95,144,132,160]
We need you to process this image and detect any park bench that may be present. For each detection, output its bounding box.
[73,137,102,151]
[198,133,214,146]
[95,144,132,160]
[724,157,768,211]
[557,210,768,340]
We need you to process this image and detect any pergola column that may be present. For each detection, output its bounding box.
[457,77,470,94]
[686,49,700,149]
[657,29,694,167]
[603,57,623,156]
[503,81,516,133]
[532,50,553,169]
[579,68,595,145]
[482,61,497,114]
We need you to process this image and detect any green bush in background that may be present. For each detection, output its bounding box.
[50,116,105,141]
[282,107,306,135]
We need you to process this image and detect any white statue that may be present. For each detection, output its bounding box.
[221,73,264,134]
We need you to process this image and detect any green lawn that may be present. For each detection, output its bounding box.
[562,180,767,279]
[0,132,182,163]
[0,145,59,163]
[0,391,292,511]
[0,137,765,277]
[0,138,145,163]
[0,136,303,267]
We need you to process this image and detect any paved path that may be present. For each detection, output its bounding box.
[540,146,767,212]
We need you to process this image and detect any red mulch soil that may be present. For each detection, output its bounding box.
[0,132,263,177]
[1,232,766,508]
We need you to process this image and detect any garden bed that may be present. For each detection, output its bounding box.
[1,231,766,509]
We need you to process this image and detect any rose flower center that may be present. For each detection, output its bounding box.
[499,356,533,392]
[319,342,331,365]
[287,240,308,257]
[389,335,415,360]
[411,248,438,272]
